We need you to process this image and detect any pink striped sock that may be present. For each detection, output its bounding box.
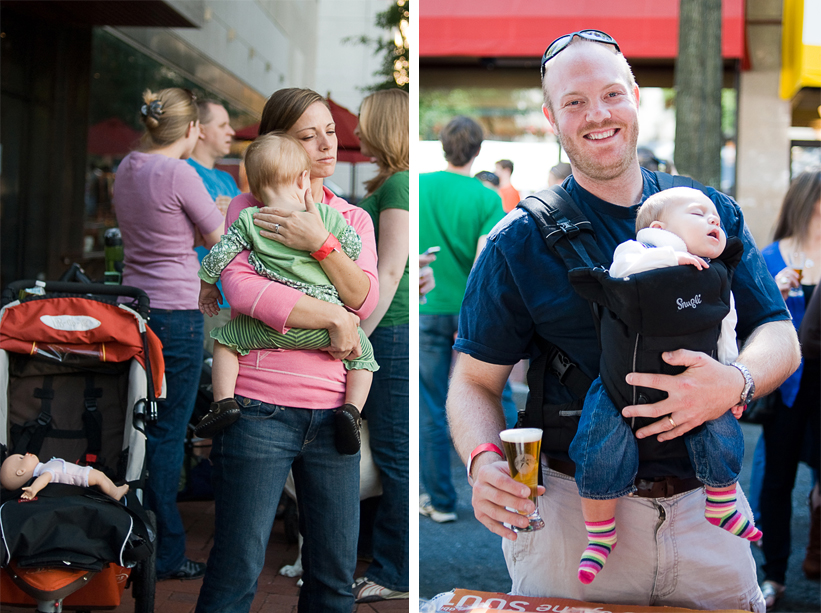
[705,484,762,541]
[578,518,617,584]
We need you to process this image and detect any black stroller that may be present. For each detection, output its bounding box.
[0,281,162,613]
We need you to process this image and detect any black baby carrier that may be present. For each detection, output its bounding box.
[515,172,740,473]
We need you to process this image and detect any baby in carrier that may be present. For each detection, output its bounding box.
[568,187,760,585]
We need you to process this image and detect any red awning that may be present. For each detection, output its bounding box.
[420,0,745,60]
[328,98,372,164]
[233,97,371,164]
[87,118,141,156]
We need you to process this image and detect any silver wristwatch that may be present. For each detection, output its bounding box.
[730,362,755,405]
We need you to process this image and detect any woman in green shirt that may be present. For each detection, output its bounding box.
[353,89,410,603]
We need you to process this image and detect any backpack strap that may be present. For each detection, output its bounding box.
[516,186,604,401]
[11,376,55,456]
[518,186,606,269]
[81,375,104,467]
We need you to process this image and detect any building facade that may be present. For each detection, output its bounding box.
[0,0,391,287]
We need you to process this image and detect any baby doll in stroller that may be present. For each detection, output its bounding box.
[1,453,129,501]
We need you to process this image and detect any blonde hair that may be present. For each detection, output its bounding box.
[358,89,409,194]
[244,132,311,200]
[139,88,198,149]
[635,187,710,233]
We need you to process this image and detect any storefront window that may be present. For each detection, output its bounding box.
[83,29,255,271]
[791,140,821,178]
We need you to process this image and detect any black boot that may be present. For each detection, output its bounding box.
[333,403,362,455]
[194,398,241,439]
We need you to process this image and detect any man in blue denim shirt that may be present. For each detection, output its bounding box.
[447,31,799,611]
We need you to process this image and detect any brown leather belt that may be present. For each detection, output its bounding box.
[545,457,702,499]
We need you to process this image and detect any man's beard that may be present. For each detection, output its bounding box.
[556,119,639,182]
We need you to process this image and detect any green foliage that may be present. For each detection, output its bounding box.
[347,1,409,92]
[419,90,477,139]
[721,88,737,139]
[661,87,737,140]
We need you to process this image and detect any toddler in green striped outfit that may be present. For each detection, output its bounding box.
[194,132,378,443]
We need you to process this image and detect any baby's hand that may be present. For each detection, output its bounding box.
[21,487,36,500]
[198,281,223,317]
[730,404,745,419]
[676,252,709,270]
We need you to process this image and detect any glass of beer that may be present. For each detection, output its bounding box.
[786,251,806,298]
[500,428,545,532]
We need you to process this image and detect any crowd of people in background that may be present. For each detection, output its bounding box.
[108,84,411,611]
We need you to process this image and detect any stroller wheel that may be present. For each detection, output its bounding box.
[132,510,156,613]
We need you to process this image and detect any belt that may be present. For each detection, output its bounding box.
[545,457,702,499]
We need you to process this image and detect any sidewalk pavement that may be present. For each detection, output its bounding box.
[1,497,408,613]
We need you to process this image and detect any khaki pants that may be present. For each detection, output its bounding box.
[502,464,765,612]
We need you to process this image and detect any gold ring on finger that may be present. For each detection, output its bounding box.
[667,416,676,429]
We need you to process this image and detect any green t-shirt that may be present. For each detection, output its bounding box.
[419,171,505,315]
[357,171,410,326]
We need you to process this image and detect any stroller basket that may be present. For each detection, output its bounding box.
[0,281,163,612]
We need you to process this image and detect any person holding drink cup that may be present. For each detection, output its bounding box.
[757,166,820,607]
[448,30,798,610]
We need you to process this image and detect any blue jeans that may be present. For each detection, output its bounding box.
[145,309,203,576]
[195,398,360,613]
[362,324,409,591]
[419,314,459,513]
[570,377,743,499]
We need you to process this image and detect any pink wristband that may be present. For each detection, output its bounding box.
[467,443,504,484]
[310,233,341,261]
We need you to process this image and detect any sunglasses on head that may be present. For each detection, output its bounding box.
[540,30,620,78]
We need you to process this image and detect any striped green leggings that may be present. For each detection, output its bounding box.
[210,313,378,371]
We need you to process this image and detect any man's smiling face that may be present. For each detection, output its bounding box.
[543,41,640,184]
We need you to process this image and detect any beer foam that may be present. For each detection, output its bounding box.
[499,428,542,443]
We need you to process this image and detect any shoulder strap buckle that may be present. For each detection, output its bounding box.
[557,219,580,238]
[548,351,573,385]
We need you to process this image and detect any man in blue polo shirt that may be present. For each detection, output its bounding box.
[188,99,240,352]
[447,31,799,611]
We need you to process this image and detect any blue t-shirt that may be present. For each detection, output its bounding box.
[187,158,242,201]
[455,168,790,474]
[761,241,805,406]
[188,158,241,308]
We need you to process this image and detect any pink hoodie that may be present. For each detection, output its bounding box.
[219,187,378,409]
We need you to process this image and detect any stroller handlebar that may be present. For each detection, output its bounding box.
[2,281,151,317]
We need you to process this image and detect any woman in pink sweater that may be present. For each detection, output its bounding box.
[195,89,378,613]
